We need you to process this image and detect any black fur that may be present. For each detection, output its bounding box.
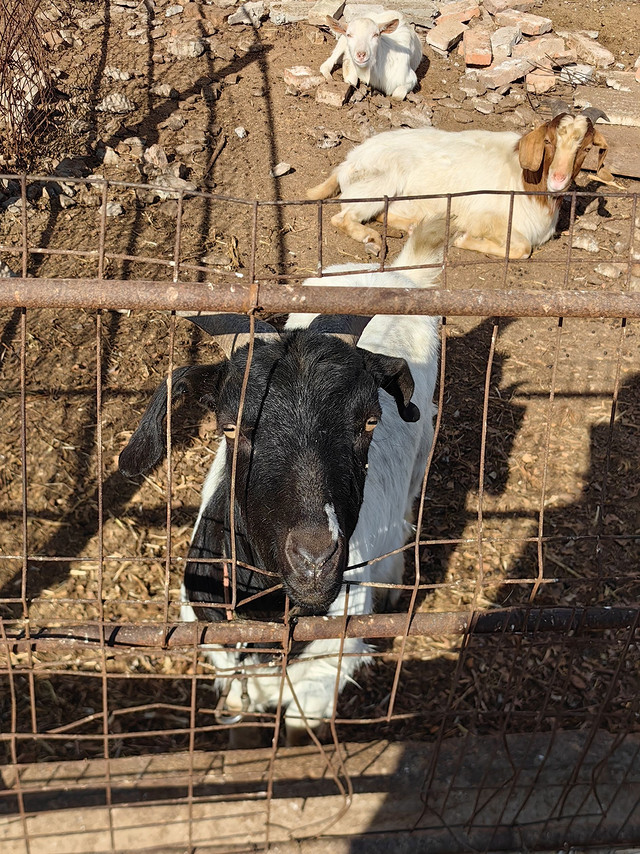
[119,327,420,615]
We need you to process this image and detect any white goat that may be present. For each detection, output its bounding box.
[307,112,610,258]
[320,12,423,100]
[120,220,442,746]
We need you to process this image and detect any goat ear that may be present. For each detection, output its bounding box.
[326,15,346,34]
[518,124,547,173]
[119,364,227,477]
[592,129,609,174]
[380,18,400,34]
[360,350,420,423]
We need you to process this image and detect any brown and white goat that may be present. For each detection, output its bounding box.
[307,112,609,259]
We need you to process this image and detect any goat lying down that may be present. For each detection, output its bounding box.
[320,12,423,100]
[307,111,609,258]
[119,220,444,744]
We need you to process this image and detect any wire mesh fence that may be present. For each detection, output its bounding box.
[1,174,640,852]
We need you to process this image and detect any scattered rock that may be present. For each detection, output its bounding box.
[151,82,179,98]
[96,93,136,113]
[104,66,132,81]
[595,262,623,279]
[228,2,265,26]
[102,146,121,166]
[471,97,493,114]
[270,162,292,177]
[167,34,206,57]
[100,201,124,217]
[572,234,600,253]
[165,4,184,16]
[144,144,169,172]
[79,16,104,30]
[235,126,248,138]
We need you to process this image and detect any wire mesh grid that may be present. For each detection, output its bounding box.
[1,174,640,852]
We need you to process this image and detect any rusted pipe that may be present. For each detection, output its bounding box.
[2,278,640,318]
[2,607,638,656]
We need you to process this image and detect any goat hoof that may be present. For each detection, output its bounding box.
[364,240,381,257]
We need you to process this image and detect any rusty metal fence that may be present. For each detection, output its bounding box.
[1,174,640,852]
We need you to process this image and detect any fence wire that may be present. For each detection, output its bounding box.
[1,175,640,853]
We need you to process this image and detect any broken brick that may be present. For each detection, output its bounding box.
[463,29,492,67]
[495,9,552,36]
[436,0,480,24]
[426,18,468,52]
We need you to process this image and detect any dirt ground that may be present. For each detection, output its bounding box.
[1,0,640,764]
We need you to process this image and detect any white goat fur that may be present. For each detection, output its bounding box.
[180,224,442,740]
[320,12,422,99]
[309,117,598,259]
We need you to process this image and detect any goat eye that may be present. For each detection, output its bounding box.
[364,417,379,432]
[222,424,238,440]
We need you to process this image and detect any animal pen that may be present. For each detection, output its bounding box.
[1,174,640,854]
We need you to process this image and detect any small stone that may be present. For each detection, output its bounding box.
[104,66,132,81]
[572,234,600,253]
[144,144,169,171]
[284,65,325,91]
[426,19,467,53]
[315,80,351,107]
[494,10,551,36]
[397,105,433,128]
[595,262,623,279]
[306,29,327,45]
[151,82,179,98]
[96,93,136,114]
[167,34,206,57]
[315,130,342,148]
[102,146,120,165]
[79,16,104,30]
[235,126,248,138]
[165,4,184,16]
[150,26,166,38]
[471,97,493,114]
[270,162,292,177]
[100,201,124,217]
[228,1,265,26]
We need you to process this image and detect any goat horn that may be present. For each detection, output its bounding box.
[185,313,279,357]
[548,99,572,118]
[580,107,610,124]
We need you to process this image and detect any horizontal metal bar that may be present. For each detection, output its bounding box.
[1,278,640,318]
[2,607,638,656]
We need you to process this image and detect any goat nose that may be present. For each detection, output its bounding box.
[285,526,339,578]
